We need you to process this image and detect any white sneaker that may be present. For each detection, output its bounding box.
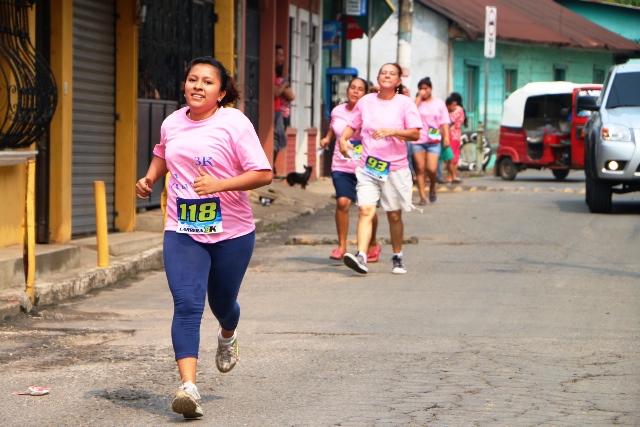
[344,253,368,274]
[216,335,239,373]
[171,381,203,419]
[391,255,407,274]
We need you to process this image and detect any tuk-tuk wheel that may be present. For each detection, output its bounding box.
[498,157,517,181]
[552,169,570,181]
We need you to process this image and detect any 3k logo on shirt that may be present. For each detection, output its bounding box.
[195,157,214,167]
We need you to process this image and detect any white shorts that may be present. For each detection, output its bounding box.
[355,166,413,212]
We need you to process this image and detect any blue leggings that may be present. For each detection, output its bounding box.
[163,231,255,360]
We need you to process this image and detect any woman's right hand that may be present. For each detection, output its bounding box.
[338,138,353,159]
[319,137,330,149]
[136,177,153,199]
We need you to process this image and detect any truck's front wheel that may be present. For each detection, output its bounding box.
[585,175,612,213]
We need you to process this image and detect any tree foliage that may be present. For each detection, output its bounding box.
[605,0,640,7]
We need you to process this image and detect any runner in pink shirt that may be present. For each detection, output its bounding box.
[412,77,450,204]
[135,57,272,420]
[338,63,422,275]
[319,78,380,262]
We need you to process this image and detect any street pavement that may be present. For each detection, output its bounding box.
[0,170,638,426]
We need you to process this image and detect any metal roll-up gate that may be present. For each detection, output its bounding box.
[72,0,116,235]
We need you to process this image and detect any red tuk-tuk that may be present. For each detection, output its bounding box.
[495,82,602,180]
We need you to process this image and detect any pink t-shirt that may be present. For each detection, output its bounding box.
[153,106,271,244]
[329,103,362,174]
[416,97,450,144]
[346,93,422,172]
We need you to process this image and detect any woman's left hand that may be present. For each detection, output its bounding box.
[372,128,396,140]
[193,167,222,196]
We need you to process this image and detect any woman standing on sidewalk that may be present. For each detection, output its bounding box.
[135,56,272,419]
[445,94,466,183]
[319,77,381,263]
[338,63,422,275]
[412,77,450,204]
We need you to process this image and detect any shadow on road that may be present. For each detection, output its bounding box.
[554,199,589,214]
[555,199,640,215]
[89,388,223,418]
[512,177,585,183]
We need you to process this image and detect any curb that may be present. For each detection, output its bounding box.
[34,246,163,307]
[0,246,164,321]
[433,184,586,194]
[286,235,419,246]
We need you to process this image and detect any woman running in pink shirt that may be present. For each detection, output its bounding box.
[319,77,381,262]
[338,63,422,275]
[413,77,450,204]
[135,57,272,420]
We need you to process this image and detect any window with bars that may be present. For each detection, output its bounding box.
[505,69,517,97]
[0,0,57,149]
[593,68,605,84]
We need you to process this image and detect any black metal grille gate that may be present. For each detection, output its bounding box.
[0,0,57,150]
[137,0,216,209]
[138,0,215,103]
[244,0,260,132]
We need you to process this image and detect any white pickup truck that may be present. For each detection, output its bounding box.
[579,62,640,213]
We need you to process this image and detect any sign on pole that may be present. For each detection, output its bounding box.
[346,0,367,16]
[484,6,497,58]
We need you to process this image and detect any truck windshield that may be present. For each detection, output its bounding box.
[606,72,640,108]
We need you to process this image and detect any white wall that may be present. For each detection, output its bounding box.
[350,2,450,100]
[290,5,322,171]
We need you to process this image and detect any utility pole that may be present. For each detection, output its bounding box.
[397,0,413,93]
[477,6,497,173]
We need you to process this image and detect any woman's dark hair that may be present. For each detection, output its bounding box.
[417,76,432,89]
[379,63,404,93]
[450,92,463,107]
[348,77,369,93]
[449,91,468,126]
[185,56,240,106]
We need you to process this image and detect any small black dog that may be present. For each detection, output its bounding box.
[286,165,313,189]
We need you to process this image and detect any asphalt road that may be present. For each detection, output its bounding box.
[1,170,639,426]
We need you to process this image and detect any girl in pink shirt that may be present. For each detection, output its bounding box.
[136,57,272,420]
[338,63,422,275]
[445,95,466,183]
[319,78,381,262]
[413,77,450,204]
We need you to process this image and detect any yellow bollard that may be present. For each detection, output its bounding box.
[94,181,109,267]
[23,157,36,304]
[161,172,170,225]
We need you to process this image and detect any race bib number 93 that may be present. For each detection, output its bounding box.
[176,197,223,234]
[363,156,390,181]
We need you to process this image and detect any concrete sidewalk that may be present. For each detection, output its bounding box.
[0,177,336,321]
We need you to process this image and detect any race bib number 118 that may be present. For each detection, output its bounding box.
[176,197,223,234]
